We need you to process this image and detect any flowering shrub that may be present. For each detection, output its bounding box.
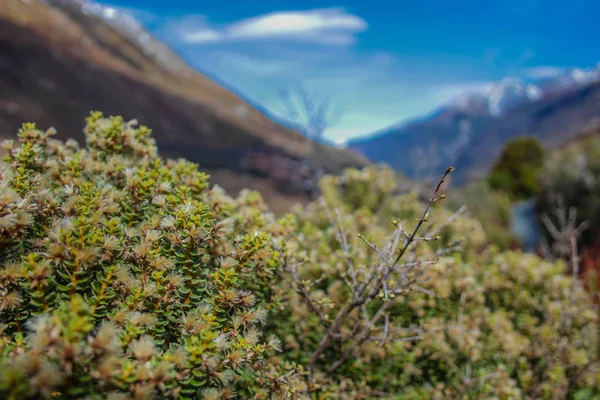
[0,114,598,399]
[0,114,289,399]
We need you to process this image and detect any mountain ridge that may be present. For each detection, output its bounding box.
[349,63,600,185]
[45,0,331,146]
[0,0,365,212]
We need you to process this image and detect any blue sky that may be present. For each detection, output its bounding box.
[100,0,600,143]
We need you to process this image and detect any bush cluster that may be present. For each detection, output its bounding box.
[488,136,545,201]
[537,135,600,250]
[447,182,517,250]
[278,167,598,399]
[0,114,598,399]
[0,114,289,399]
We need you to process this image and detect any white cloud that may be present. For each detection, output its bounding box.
[181,8,367,45]
[184,28,222,43]
[227,8,366,37]
[525,66,564,79]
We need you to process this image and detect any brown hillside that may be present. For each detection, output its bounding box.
[0,0,366,212]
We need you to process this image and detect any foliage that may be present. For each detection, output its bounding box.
[0,114,290,399]
[488,136,545,200]
[537,135,600,250]
[273,166,599,399]
[448,182,517,250]
[0,114,598,399]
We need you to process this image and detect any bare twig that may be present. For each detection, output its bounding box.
[288,261,328,326]
[392,167,455,267]
[278,85,342,199]
[379,313,390,346]
[335,206,359,290]
[310,167,456,373]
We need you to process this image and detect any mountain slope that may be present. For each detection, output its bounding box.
[0,0,365,210]
[456,81,600,183]
[349,71,600,185]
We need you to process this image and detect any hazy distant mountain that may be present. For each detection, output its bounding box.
[0,0,365,211]
[349,64,600,185]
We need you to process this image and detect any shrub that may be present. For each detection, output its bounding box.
[0,114,598,399]
[537,135,600,320]
[448,182,517,250]
[538,135,600,251]
[272,167,599,399]
[488,136,545,200]
[0,114,291,399]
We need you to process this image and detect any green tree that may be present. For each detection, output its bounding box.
[488,136,545,200]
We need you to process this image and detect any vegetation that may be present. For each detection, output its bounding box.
[537,134,600,304]
[488,137,545,200]
[0,114,598,399]
[447,182,517,250]
[538,135,600,250]
[0,114,294,399]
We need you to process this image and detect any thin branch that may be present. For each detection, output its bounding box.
[335,206,359,289]
[379,313,390,346]
[327,300,391,373]
[288,262,329,326]
[427,205,467,237]
[359,233,393,269]
[392,167,454,267]
[566,233,581,330]
[319,168,456,373]
[391,220,411,239]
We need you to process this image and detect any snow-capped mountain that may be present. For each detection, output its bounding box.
[537,65,600,93]
[451,65,600,117]
[349,64,600,185]
[454,78,542,117]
